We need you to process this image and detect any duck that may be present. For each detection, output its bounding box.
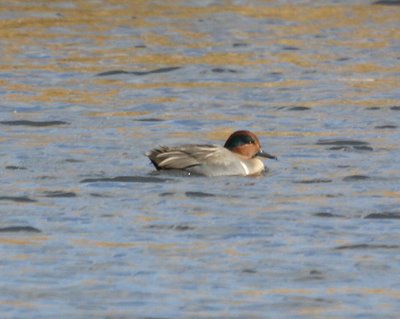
[145,130,277,176]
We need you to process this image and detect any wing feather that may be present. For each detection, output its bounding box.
[146,144,247,176]
[146,144,232,169]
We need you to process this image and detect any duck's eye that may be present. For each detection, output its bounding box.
[224,134,256,149]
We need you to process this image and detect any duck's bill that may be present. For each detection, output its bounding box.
[257,150,278,160]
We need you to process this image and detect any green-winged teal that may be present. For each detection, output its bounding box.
[146,130,277,176]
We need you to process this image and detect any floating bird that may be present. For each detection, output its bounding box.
[146,130,277,176]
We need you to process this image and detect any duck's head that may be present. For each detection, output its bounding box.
[224,130,277,160]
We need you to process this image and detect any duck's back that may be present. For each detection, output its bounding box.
[146,144,247,176]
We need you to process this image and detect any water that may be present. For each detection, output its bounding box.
[1,0,400,318]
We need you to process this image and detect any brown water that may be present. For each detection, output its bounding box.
[1,1,400,318]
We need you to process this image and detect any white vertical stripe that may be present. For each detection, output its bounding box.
[239,161,250,175]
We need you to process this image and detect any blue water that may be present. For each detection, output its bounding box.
[1,1,400,318]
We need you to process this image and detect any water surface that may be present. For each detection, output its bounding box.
[1,1,400,318]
